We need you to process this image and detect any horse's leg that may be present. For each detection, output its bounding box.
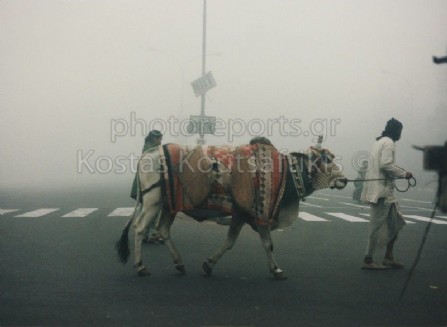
[203,215,245,276]
[157,211,185,274]
[258,224,287,280]
[133,192,161,277]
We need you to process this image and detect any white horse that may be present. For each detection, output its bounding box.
[116,142,347,279]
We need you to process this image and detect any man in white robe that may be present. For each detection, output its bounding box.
[130,130,164,244]
[361,118,413,270]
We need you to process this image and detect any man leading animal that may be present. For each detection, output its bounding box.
[361,118,413,270]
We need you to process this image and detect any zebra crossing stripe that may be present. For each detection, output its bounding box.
[400,205,433,210]
[307,196,330,201]
[298,212,329,222]
[339,202,369,209]
[325,212,368,222]
[108,207,134,217]
[402,198,432,204]
[326,194,352,199]
[300,202,322,208]
[403,215,447,225]
[62,208,98,217]
[359,213,416,224]
[15,209,59,217]
[5,207,444,224]
[0,209,20,215]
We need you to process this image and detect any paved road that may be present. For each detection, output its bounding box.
[1,185,446,326]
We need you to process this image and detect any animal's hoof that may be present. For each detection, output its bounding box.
[137,267,151,277]
[175,264,186,274]
[273,271,288,280]
[202,261,213,276]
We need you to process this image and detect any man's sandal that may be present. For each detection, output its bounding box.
[361,262,387,270]
[382,259,404,269]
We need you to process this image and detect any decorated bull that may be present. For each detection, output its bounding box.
[116,139,347,279]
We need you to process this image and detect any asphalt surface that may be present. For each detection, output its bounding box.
[0,183,446,327]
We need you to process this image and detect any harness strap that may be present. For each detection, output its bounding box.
[141,179,163,198]
[287,155,307,199]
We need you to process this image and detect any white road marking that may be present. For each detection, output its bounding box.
[108,207,134,216]
[62,208,98,217]
[316,207,360,209]
[359,212,415,224]
[11,206,443,226]
[401,208,437,212]
[324,194,352,199]
[325,212,368,222]
[401,198,433,204]
[0,209,20,215]
[298,212,329,222]
[300,202,322,208]
[400,205,433,210]
[15,208,59,217]
[339,202,369,209]
[307,196,330,201]
[403,215,447,225]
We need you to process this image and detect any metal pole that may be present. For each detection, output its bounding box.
[202,0,207,83]
[199,0,207,143]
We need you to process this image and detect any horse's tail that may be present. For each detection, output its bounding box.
[116,167,142,264]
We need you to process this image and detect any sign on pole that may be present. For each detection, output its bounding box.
[187,115,216,135]
[191,71,216,97]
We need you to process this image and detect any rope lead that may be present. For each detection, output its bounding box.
[346,177,417,193]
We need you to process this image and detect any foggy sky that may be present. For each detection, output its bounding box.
[1,0,446,188]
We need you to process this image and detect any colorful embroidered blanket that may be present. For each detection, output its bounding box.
[160,143,287,225]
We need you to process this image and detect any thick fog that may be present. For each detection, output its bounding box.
[1,0,446,190]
